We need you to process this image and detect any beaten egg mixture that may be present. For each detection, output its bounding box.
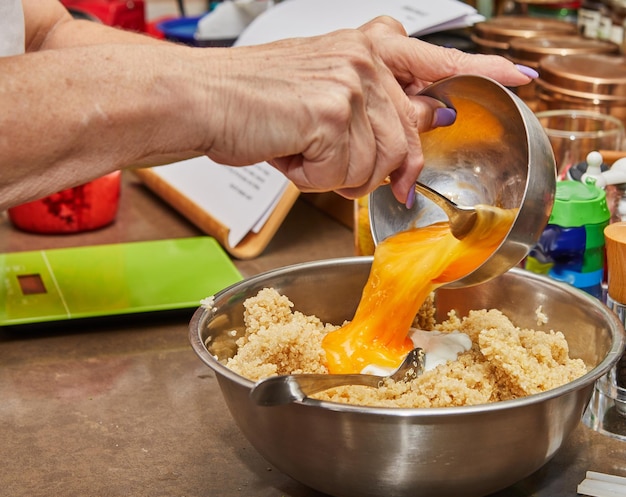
[322,204,516,374]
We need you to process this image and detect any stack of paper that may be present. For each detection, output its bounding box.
[236,0,483,46]
[146,157,291,249]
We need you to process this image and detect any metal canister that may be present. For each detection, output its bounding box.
[509,35,619,109]
[471,15,578,56]
[535,53,626,123]
[509,35,618,66]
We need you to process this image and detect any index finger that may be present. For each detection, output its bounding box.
[359,16,535,90]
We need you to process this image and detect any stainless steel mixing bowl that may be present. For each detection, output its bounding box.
[189,258,625,497]
[369,75,556,287]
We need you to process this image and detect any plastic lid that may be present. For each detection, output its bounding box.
[549,180,610,226]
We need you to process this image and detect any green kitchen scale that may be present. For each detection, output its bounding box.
[0,236,242,326]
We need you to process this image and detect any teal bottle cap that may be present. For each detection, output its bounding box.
[549,181,610,227]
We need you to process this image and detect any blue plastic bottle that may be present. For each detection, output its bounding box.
[526,181,610,298]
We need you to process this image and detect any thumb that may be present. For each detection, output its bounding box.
[387,95,457,207]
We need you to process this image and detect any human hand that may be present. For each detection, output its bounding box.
[202,17,536,204]
[357,17,537,205]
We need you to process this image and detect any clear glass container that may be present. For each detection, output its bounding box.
[583,356,626,441]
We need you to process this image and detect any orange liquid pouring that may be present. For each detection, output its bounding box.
[322,205,517,374]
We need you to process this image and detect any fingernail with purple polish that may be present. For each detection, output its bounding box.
[406,185,416,209]
[515,64,539,79]
[433,107,456,128]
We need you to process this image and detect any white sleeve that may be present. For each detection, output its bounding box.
[0,0,25,56]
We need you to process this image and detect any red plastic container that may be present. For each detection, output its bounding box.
[8,171,122,234]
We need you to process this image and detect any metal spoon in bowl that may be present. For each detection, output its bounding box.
[250,347,425,406]
[379,179,478,240]
[413,182,477,240]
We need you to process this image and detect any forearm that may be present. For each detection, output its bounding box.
[0,42,217,208]
[6,6,536,210]
[0,0,214,208]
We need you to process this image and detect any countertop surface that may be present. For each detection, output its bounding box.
[1,173,625,497]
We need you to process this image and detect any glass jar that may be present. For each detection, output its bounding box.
[610,0,626,48]
[579,0,611,38]
[354,196,375,256]
[598,0,615,40]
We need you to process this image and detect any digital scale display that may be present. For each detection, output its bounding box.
[17,274,47,295]
[0,237,242,326]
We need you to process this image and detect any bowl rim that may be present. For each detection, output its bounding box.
[189,257,625,417]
